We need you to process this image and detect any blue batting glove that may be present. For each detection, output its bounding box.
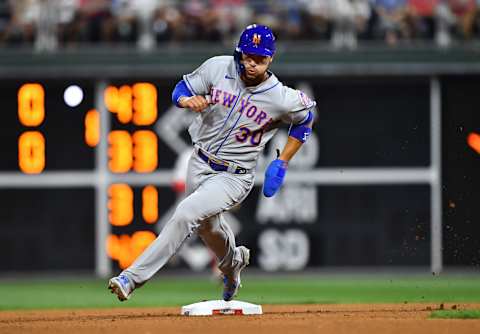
[263,159,288,197]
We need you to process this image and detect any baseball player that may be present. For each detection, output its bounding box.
[108,24,316,302]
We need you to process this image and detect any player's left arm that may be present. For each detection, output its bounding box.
[278,111,314,161]
[263,111,314,197]
[263,90,316,198]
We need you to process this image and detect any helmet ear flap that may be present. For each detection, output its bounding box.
[233,48,245,75]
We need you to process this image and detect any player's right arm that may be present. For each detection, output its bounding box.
[178,96,210,113]
[171,79,210,113]
[172,56,223,113]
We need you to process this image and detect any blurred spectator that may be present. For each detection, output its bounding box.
[476,0,480,36]
[111,0,139,43]
[274,0,304,38]
[181,0,221,41]
[448,0,476,39]
[210,0,252,45]
[111,0,181,49]
[35,0,58,51]
[303,0,332,39]
[76,0,115,43]
[131,0,161,50]
[249,0,281,34]
[330,0,371,48]
[57,0,80,47]
[373,0,411,45]
[435,0,457,46]
[152,2,182,42]
[407,0,439,39]
[2,0,39,45]
[0,0,9,32]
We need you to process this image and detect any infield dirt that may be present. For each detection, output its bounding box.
[1,303,480,334]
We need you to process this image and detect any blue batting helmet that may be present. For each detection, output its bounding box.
[234,24,276,74]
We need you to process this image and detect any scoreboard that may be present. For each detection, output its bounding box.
[3,81,164,173]
[1,81,95,171]
[0,79,181,275]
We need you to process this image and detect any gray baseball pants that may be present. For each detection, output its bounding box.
[121,150,254,287]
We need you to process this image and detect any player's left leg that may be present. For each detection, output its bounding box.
[197,213,250,301]
[197,214,235,265]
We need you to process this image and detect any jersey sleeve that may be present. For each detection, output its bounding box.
[182,57,217,96]
[280,87,316,124]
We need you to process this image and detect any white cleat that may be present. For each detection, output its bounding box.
[108,274,133,302]
[223,246,250,301]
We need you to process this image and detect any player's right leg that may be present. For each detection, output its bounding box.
[108,197,201,301]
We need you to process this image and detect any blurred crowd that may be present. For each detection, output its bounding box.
[0,0,479,51]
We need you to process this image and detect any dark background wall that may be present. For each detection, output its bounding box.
[0,74,478,271]
[442,76,480,267]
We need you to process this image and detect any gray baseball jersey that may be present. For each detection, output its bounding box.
[118,55,316,297]
[184,55,316,170]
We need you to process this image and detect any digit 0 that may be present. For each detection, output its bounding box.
[18,131,45,174]
[18,83,45,127]
[250,129,263,146]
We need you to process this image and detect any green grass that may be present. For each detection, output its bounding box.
[430,310,480,319]
[0,275,479,311]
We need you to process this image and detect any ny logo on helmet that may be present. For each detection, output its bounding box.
[252,33,261,46]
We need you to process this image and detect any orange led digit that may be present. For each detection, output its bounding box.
[106,231,156,269]
[106,234,126,266]
[106,83,157,125]
[106,234,133,269]
[84,109,100,147]
[108,130,133,173]
[142,185,158,224]
[133,83,157,126]
[133,130,158,173]
[18,83,45,127]
[117,85,133,124]
[106,234,120,259]
[117,234,133,269]
[467,132,480,154]
[131,231,156,259]
[104,86,119,113]
[105,85,133,124]
[108,184,134,226]
[18,131,45,174]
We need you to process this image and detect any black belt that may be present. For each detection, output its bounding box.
[197,149,248,174]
